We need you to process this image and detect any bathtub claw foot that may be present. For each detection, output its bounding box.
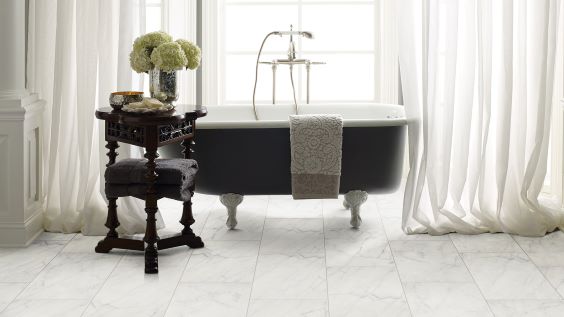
[344,190,368,229]
[220,193,244,229]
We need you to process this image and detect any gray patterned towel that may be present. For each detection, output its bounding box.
[290,114,343,199]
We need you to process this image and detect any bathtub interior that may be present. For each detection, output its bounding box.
[195,104,406,126]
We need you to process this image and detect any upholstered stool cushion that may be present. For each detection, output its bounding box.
[105,158,198,201]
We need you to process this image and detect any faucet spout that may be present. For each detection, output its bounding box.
[287,25,296,61]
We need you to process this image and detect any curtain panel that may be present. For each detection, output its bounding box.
[27,0,165,235]
[399,0,563,236]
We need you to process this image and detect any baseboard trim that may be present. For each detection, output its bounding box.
[0,209,43,247]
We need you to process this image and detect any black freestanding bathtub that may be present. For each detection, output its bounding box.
[161,104,406,228]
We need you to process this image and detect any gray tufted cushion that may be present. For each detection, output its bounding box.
[105,158,198,201]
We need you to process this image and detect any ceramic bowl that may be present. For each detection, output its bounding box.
[109,91,144,110]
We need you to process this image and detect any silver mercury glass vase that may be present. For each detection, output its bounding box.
[149,69,179,104]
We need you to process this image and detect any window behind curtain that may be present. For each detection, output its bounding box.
[221,0,381,105]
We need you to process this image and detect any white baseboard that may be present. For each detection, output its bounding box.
[0,208,43,247]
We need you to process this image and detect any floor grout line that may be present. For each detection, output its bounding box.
[450,235,496,317]
[510,234,564,301]
[244,195,269,317]
[79,252,125,317]
[376,197,415,317]
[163,195,216,317]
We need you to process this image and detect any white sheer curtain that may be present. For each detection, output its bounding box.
[399,0,563,236]
[165,0,198,105]
[28,0,164,235]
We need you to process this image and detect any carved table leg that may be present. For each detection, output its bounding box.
[180,137,204,248]
[95,197,120,253]
[95,141,121,254]
[220,193,244,229]
[144,148,160,274]
[180,199,204,248]
[105,141,119,166]
[343,190,368,229]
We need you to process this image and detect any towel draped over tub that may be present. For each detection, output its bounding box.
[289,114,343,199]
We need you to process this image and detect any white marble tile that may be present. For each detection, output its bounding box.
[526,252,564,298]
[327,265,404,300]
[391,241,473,283]
[17,252,120,300]
[60,235,104,253]
[526,252,564,267]
[84,248,189,317]
[378,207,403,219]
[36,232,77,241]
[329,295,411,317]
[1,298,90,317]
[247,299,329,317]
[403,282,492,317]
[381,217,450,241]
[390,240,458,253]
[165,283,251,317]
[376,191,404,209]
[252,254,327,299]
[182,240,259,283]
[375,192,404,219]
[0,240,66,283]
[324,216,386,240]
[450,233,523,253]
[488,299,564,317]
[201,196,267,241]
[260,218,324,256]
[512,231,564,253]
[534,266,564,298]
[461,252,560,300]
[268,195,323,218]
[0,283,27,312]
[325,238,393,267]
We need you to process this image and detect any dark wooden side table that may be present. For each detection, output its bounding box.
[94,105,207,273]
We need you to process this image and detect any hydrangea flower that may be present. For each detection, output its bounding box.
[150,42,188,73]
[129,48,153,73]
[132,31,172,52]
[176,39,201,70]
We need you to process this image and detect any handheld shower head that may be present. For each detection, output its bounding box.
[276,30,314,39]
[300,31,314,39]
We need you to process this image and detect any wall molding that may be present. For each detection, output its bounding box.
[0,94,45,247]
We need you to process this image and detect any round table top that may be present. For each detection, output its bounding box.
[95,105,207,125]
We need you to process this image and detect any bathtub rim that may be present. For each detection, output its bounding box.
[195,103,407,129]
[196,118,407,129]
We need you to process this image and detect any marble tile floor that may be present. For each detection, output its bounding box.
[2,192,564,316]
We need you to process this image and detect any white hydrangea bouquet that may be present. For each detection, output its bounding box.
[130,31,200,73]
[129,31,201,104]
